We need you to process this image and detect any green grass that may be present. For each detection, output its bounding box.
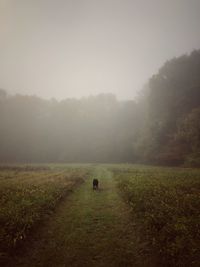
[0,165,89,258]
[5,166,139,267]
[112,165,200,266]
[1,164,200,267]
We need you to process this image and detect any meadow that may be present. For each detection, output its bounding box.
[0,165,89,259]
[0,164,199,267]
[112,165,200,266]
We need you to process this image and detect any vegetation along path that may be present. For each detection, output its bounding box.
[10,166,138,267]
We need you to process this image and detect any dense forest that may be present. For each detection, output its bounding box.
[0,50,200,166]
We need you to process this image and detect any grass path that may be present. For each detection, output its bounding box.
[10,167,138,267]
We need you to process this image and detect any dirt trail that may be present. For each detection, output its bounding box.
[9,167,138,267]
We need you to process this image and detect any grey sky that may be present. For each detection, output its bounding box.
[0,0,200,100]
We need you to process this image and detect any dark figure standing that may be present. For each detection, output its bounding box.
[93,179,99,190]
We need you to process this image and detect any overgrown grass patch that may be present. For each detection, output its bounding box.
[113,166,200,266]
[0,165,89,257]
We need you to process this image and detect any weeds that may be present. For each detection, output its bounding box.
[0,166,88,256]
[114,167,200,266]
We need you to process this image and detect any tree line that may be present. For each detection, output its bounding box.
[0,49,200,166]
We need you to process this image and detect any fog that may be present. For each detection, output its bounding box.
[0,48,200,164]
[0,0,200,100]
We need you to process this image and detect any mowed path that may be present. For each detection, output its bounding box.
[11,167,137,267]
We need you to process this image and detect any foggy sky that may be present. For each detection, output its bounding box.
[0,0,200,100]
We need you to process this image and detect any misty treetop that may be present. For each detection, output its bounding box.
[0,49,200,165]
[135,50,200,166]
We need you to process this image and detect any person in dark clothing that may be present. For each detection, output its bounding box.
[93,179,99,190]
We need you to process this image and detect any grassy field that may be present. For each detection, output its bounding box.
[0,164,200,267]
[111,165,200,266]
[0,165,89,260]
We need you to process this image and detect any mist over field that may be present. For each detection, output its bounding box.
[1,1,200,165]
[1,50,200,165]
[0,0,200,165]
[0,2,200,267]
